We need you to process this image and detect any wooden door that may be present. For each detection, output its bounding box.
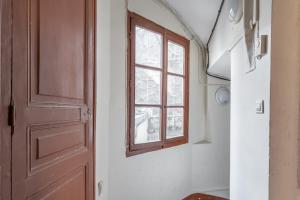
[11,0,95,199]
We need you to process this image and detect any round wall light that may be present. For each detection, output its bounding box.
[228,0,243,24]
[215,87,230,105]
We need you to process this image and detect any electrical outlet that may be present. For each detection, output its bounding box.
[256,100,264,114]
[98,181,103,197]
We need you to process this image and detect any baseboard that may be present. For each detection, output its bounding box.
[202,188,229,198]
[192,187,229,194]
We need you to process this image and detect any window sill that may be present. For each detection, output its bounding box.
[126,138,188,157]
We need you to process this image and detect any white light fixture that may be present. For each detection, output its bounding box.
[215,87,230,105]
[228,0,243,24]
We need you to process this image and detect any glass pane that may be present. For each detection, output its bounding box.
[167,75,184,106]
[135,26,162,68]
[168,41,184,75]
[135,67,161,105]
[135,107,161,144]
[166,108,184,139]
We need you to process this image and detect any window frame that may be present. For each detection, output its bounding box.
[127,12,190,157]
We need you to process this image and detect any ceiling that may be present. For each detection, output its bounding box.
[163,0,222,44]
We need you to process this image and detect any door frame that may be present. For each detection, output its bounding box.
[1,0,12,199]
[0,0,97,199]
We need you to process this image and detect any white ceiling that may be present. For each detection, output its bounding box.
[163,0,222,44]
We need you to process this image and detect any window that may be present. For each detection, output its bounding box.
[127,12,190,156]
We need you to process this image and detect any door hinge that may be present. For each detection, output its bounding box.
[8,101,16,127]
[87,108,93,120]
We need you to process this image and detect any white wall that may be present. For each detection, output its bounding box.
[108,0,193,199]
[190,35,230,195]
[96,0,231,199]
[209,0,272,199]
[96,0,111,199]
[191,77,230,196]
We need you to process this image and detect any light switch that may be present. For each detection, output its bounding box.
[256,100,264,114]
[256,35,268,60]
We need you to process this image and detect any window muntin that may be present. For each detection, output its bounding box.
[127,12,189,156]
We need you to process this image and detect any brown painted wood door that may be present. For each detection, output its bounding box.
[11,0,95,199]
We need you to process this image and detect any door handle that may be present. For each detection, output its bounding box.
[81,107,92,122]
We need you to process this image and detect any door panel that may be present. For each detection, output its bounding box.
[29,122,86,174]
[12,0,95,199]
[30,0,86,105]
[28,166,86,200]
[36,0,85,100]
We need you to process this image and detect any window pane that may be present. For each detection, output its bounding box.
[166,108,184,139]
[135,67,161,105]
[168,41,184,75]
[167,75,184,106]
[135,107,161,144]
[135,26,162,68]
